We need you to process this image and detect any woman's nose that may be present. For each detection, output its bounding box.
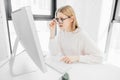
[57,19,63,23]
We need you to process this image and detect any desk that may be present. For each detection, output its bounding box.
[46,56,120,80]
[68,63,120,80]
[0,53,63,80]
[1,53,120,80]
[0,61,63,80]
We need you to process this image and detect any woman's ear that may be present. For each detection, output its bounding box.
[70,16,74,22]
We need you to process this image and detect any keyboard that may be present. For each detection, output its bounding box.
[45,56,72,74]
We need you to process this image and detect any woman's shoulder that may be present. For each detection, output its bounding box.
[76,27,92,40]
[74,27,87,36]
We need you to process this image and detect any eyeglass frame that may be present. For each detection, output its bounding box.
[54,16,71,23]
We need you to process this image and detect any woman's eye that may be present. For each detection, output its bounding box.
[61,18,64,21]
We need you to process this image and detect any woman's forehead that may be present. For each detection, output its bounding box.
[56,12,67,18]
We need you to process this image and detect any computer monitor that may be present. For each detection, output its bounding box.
[11,6,47,74]
[0,0,11,67]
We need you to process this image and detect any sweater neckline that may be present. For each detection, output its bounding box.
[63,27,80,34]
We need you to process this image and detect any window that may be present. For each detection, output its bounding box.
[109,22,120,53]
[5,0,56,20]
[115,0,120,21]
[106,0,120,67]
[105,0,120,54]
[5,0,56,55]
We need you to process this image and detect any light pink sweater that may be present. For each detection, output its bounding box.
[49,28,103,63]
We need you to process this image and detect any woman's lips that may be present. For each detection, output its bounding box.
[59,25,63,27]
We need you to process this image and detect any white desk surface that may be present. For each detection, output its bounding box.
[1,53,120,80]
[0,53,62,80]
[68,63,120,80]
[0,61,62,80]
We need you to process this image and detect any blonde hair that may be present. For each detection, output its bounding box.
[55,5,79,31]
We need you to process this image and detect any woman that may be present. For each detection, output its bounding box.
[49,5,103,64]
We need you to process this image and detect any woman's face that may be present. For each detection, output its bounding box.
[56,12,73,31]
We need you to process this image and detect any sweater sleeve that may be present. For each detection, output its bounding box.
[79,31,104,64]
[49,32,62,56]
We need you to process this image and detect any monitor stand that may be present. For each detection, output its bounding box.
[9,37,38,76]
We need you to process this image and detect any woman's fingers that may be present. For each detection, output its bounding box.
[60,56,79,64]
[60,56,72,64]
[49,19,56,29]
[60,56,68,61]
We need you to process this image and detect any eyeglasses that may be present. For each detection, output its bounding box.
[55,16,70,23]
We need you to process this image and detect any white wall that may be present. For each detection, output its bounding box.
[0,0,11,62]
[57,0,67,9]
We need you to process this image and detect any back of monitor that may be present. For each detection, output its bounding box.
[11,6,47,75]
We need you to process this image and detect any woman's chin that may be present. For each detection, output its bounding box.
[60,27,63,30]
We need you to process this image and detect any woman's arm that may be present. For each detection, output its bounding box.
[49,31,62,56]
[79,31,104,64]
[49,19,62,55]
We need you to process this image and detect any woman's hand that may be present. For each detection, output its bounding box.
[49,19,56,30]
[60,56,79,64]
[49,19,57,39]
